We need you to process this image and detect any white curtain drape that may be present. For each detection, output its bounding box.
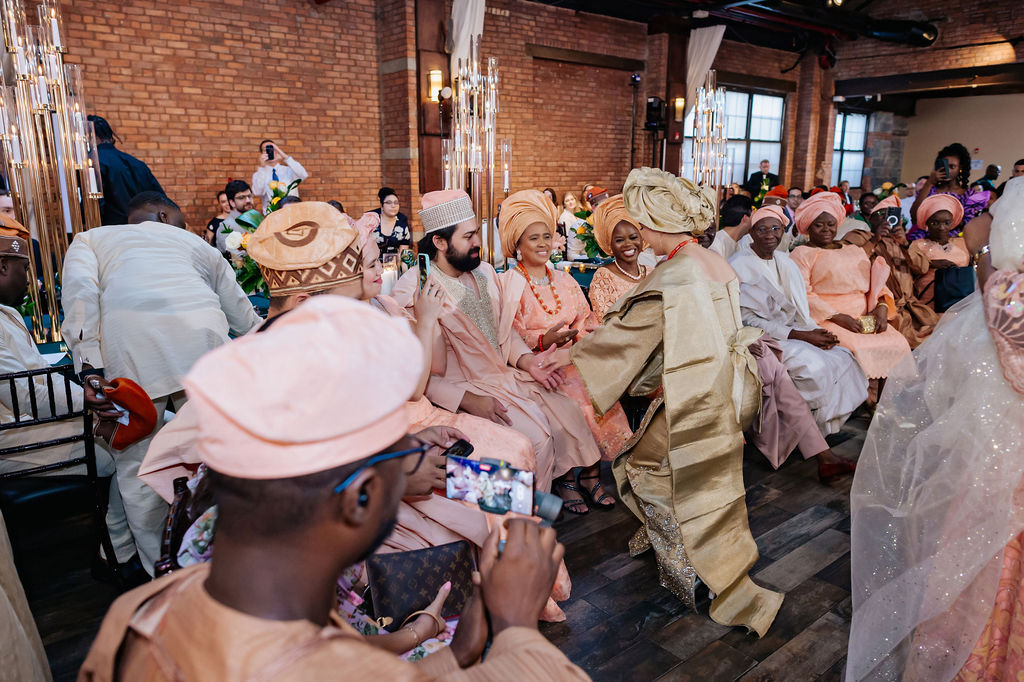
[448,0,486,74]
[685,25,727,117]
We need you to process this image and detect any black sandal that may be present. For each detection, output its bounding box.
[554,477,589,515]
[578,473,615,509]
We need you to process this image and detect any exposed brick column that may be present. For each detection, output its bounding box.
[376,0,421,232]
[791,57,822,189]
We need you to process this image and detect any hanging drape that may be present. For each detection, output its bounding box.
[448,0,486,74]
[685,25,727,117]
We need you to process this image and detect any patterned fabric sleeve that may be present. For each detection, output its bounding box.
[588,268,622,322]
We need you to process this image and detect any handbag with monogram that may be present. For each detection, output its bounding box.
[364,540,475,632]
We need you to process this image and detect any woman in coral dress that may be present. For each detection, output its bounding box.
[588,195,651,321]
[847,177,1024,681]
[908,193,972,308]
[790,192,911,388]
[498,189,631,515]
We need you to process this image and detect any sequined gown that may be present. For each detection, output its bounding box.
[571,253,783,637]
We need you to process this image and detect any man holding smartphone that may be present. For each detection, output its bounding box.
[251,139,309,212]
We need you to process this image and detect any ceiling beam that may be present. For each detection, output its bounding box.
[836,62,1024,97]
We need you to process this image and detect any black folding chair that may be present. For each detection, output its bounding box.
[0,365,123,587]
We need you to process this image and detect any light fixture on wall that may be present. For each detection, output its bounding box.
[673,97,685,122]
[428,69,443,101]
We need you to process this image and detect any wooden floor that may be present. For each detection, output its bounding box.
[24,411,868,682]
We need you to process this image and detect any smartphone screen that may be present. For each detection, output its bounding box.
[418,253,430,290]
[442,439,474,459]
[446,455,534,515]
[266,144,274,161]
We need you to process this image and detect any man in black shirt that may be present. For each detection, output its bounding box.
[88,115,165,225]
[744,159,780,195]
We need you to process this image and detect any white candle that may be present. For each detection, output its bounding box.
[88,167,98,193]
[50,17,62,49]
[380,269,397,296]
[35,78,47,106]
[503,169,509,192]
[10,136,21,164]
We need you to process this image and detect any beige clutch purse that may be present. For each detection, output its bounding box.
[858,315,877,334]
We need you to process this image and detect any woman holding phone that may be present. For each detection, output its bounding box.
[908,142,991,240]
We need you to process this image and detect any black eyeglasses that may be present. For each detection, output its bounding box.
[333,442,430,494]
[752,225,783,235]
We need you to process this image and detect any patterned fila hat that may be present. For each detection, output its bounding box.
[248,202,362,296]
[0,214,29,259]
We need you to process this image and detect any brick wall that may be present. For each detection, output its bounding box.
[478,0,652,203]
[63,0,384,228]
[835,0,1023,79]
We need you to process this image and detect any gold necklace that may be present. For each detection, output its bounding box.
[516,262,562,315]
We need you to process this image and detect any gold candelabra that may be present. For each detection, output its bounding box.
[1,0,102,342]
[442,35,509,267]
[690,70,727,223]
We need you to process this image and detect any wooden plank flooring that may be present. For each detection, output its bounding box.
[22,410,870,681]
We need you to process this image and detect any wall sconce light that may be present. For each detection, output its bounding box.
[673,97,685,123]
[428,69,443,101]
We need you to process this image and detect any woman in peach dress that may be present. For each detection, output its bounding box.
[790,192,911,389]
[908,193,972,308]
[498,189,631,515]
[588,195,651,321]
[848,177,1024,681]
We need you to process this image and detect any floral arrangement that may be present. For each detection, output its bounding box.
[752,174,771,208]
[549,231,566,264]
[220,178,302,296]
[571,209,608,259]
[874,181,906,200]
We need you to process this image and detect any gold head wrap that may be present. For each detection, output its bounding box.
[622,167,716,236]
[592,194,641,256]
[498,188,559,259]
[248,202,362,296]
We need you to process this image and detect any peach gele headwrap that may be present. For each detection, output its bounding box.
[592,194,641,256]
[183,296,423,480]
[749,204,787,229]
[793,191,846,235]
[498,188,560,259]
[917,193,964,230]
[622,167,716,236]
[870,194,901,214]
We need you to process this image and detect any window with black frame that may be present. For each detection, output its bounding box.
[832,111,869,187]
[681,89,786,187]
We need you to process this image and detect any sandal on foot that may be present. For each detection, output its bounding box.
[818,457,857,482]
[578,474,615,509]
[554,478,589,515]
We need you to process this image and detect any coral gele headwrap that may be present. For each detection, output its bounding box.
[794,191,846,235]
[870,194,901,214]
[750,204,788,229]
[183,296,423,480]
[622,167,716,236]
[498,188,560,259]
[917,193,964,230]
[592,194,640,256]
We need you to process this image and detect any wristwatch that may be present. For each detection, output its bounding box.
[973,244,991,266]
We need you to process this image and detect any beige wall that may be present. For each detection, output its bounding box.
[901,94,1024,186]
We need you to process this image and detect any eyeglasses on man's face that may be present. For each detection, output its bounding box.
[333,441,430,494]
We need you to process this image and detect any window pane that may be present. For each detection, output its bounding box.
[840,152,864,186]
[834,114,844,151]
[747,142,781,180]
[726,140,748,185]
[831,151,842,186]
[725,91,749,139]
[749,94,784,141]
[843,114,867,151]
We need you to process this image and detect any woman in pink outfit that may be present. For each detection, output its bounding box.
[498,189,631,515]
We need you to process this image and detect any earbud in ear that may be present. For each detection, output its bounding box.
[358,492,369,507]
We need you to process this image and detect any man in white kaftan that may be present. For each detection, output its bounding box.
[60,193,261,572]
[730,231,868,436]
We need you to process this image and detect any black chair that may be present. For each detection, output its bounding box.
[0,365,123,587]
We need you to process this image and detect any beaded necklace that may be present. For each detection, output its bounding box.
[516,261,563,316]
[667,238,699,261]
[613,260,646,281]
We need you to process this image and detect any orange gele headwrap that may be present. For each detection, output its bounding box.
[794,191,846,235]
[498,188,560,259]
[592,194,640,256]
[766,185,789,199]
[917,193,964,229]
[870,194,901,214]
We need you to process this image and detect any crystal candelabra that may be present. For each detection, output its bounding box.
[442,35,509,267]
[1,0,102,342]
[690,70,727,223]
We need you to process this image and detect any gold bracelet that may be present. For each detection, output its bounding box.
[403,623,421,647]
[974,244,991,266]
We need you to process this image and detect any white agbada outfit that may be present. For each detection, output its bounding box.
[61,221,262,571]
[730,248,868,435]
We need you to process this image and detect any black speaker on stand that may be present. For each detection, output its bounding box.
[645,97,666,169]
